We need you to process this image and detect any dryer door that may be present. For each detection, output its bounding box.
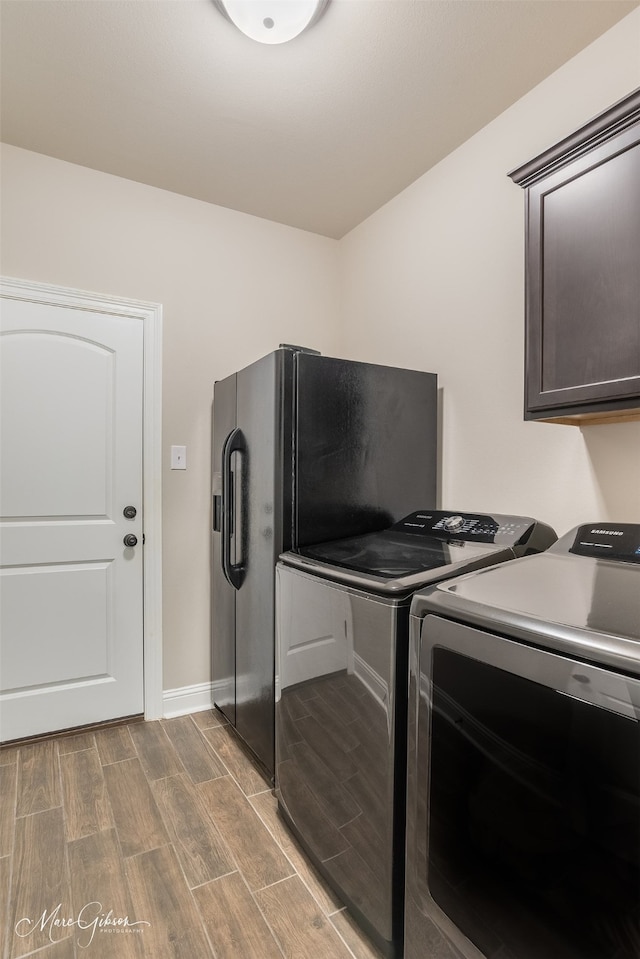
[406,614,640,959]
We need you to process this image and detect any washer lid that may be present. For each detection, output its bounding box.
[296,528,496,578]
[282,530,513,594]
[283,510,556,594]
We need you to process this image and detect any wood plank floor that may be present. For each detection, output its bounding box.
[0,711,383,959]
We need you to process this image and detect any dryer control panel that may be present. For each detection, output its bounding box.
[570,523,640,564]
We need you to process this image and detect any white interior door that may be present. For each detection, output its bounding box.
[0,294,144,742]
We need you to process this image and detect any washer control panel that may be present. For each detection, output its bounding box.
[392,510,555,550]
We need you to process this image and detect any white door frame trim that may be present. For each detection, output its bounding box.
[0,276,163,721]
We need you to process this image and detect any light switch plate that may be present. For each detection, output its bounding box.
[171,445,187,470]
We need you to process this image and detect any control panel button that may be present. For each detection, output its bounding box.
[442,515,466,532]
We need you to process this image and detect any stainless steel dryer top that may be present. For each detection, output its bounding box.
[410,521,640,673]
[280,509,558,595]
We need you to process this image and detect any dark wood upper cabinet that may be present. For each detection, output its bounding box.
[509,89,640,425]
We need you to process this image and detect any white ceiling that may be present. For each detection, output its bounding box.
[1,0,638,238]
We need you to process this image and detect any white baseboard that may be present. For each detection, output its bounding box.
[162,682,217,718]
[353,652,389,710]
[162,676,264,718]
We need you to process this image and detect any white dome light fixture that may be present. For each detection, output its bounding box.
[214,0,329,45]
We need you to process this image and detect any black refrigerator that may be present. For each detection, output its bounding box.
[212,345,438,780]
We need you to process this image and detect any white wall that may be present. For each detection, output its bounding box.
[2,9,639,697]
[338,8,640,536]
[0,145,341,690]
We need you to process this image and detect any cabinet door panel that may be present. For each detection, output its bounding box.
[540,145,640,393]
[512,89,640,423]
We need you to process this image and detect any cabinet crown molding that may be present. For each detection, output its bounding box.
[508,87,640,189]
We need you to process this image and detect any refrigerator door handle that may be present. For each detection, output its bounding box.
[222,427,246,590]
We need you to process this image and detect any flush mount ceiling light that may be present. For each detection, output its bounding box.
[214,0,329,45]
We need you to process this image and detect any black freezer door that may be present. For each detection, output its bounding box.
[212,348,294,778]
[233,350,291,776]
[212,370,237,727]
[294,353,438,547]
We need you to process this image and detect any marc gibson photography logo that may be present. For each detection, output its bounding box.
[15,902,151,948]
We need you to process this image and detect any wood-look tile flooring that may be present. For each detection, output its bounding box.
[0,710,383,959]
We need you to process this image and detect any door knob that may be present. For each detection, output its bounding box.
[123,534,138,548]
[123,506,137,519]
